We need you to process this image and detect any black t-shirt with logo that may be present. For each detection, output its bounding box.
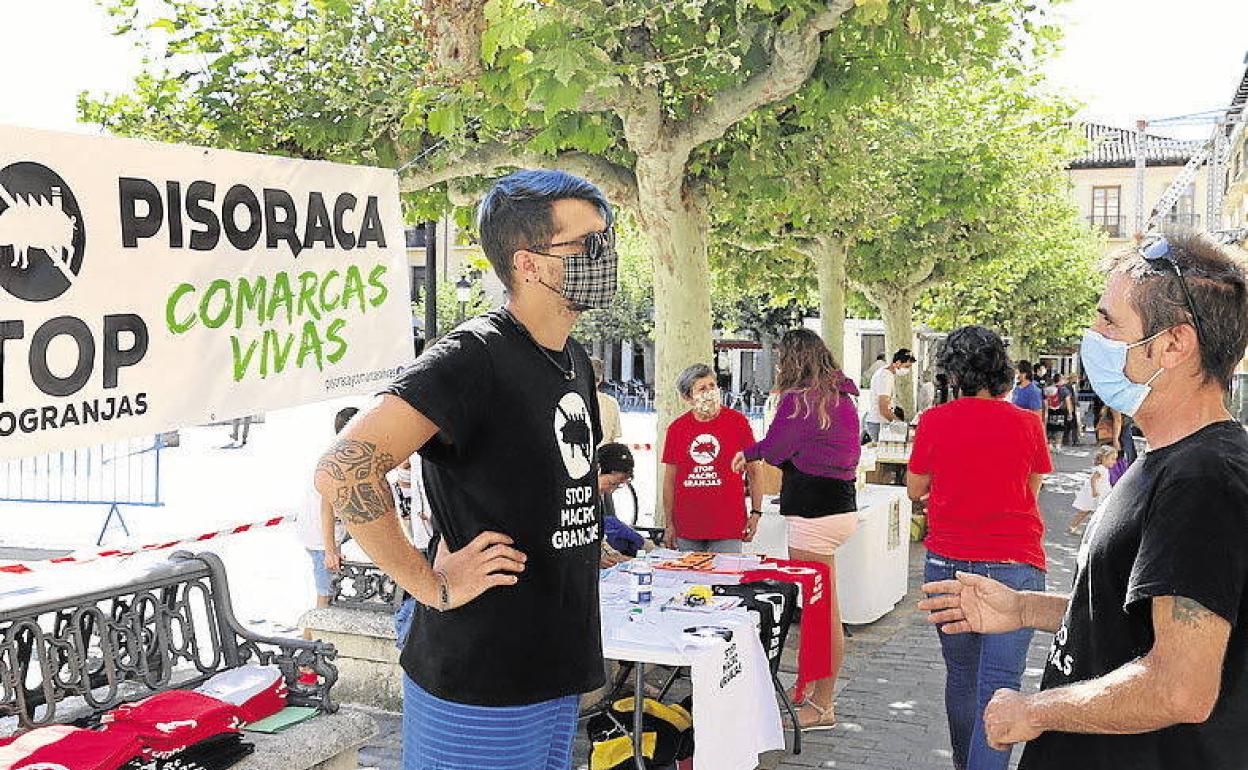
[1020,421,1248,770]
[383,310,604,706]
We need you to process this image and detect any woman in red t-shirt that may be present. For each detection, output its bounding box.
[661,364,761,552]
[907,325,1051,770]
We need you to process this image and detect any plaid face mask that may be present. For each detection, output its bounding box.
[533,228,619,310]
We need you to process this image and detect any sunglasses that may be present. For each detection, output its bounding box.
[530,227,617,261]
[1138,236,1208,346]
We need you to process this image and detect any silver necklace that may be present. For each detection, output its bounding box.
[502,309,576,381]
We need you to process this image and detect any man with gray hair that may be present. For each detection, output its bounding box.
[921,231,1248,769]
[661,363,762,551]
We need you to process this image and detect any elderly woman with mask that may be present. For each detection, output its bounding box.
[661,363,762,552]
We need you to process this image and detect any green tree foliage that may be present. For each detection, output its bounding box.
[81,0,426,166]
[917,217,1104,357]
[82,0,1066,457]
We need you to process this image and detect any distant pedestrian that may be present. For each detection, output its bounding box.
[935,371,952,406]
[918,369,937,414]
[864,348,916,442]
[222,414,253,448]
[297,407,356,609]
[1058,374,1080,447]
[1068,444,1116,535]
[1011,361,1043,417]
[865,352,887,383]
[1096,403,1138,484]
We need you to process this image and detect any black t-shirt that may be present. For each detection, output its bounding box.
[1056,384,1074,412]
[1020,421,1248,770]
[383,310,605,706]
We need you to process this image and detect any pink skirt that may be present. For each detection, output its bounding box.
[786,513,859,557]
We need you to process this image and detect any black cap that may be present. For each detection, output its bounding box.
[893,348,917,364]
[597,442,635,477]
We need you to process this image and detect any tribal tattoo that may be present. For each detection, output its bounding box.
[316,438,397,524]
[1171,596,1213,627]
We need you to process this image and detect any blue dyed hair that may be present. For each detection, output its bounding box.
[476,169,614,290]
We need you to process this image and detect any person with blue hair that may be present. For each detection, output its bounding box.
[315,168,618,770]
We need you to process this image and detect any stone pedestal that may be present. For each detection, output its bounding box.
[301,607,403,712]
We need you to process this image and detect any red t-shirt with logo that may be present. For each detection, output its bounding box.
[662,407,755,540]
[908,397,1051,570]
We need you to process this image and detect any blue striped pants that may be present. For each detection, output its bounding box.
[402,675,579,770]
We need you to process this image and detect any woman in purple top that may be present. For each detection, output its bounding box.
[737,328,861,730]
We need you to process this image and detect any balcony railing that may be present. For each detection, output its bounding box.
[1087,215,1128,239]
[1087,213,1202,239]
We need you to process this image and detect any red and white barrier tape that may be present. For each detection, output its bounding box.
[0,515,290,575]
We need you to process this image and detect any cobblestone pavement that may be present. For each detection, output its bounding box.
[358,445,1095,770]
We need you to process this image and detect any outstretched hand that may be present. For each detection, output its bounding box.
[919,571,1024,635]
[433,532,526,610]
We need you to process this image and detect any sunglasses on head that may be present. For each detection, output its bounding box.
[530,227,617,261]
[1138,236,1207,346]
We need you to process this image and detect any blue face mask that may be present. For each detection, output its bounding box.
[1080,329,1167,417]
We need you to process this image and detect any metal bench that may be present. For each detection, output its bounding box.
[0,551,376,770]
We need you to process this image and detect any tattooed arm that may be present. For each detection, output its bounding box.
[314,394,526,610]
[981,595,1231,749]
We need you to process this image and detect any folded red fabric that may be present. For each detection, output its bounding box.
[0,724,143,770]
[194,664,288,723]
[101,691,242,758]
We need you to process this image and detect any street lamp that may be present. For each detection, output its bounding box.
[455,275,472,322]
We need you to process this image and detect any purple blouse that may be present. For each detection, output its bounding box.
[743,380,862,481]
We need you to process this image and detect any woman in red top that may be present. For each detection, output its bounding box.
[661,364,762,552]
[908,325,1051,770]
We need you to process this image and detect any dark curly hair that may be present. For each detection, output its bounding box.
[936,325,1014,399]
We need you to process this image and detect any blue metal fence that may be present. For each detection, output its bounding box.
[0,436,165,545]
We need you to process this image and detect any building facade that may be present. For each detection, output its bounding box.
[1067,123,1207,257]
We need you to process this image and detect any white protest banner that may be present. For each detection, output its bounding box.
[0,125,413,460]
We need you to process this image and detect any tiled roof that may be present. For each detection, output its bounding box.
[1230,63,1248,123]
[1069,123,1203,169]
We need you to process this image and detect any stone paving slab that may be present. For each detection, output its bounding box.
[357,445,1094,770]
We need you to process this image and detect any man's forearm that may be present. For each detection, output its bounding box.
[1025,658,1190,736]
[1021,591,1069,633]
[347,516,438,605]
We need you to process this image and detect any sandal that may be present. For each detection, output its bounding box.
[797,700,837,731]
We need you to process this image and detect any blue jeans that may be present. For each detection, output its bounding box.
[394,597,416,650]
[675,537,741,553]
[925,553,1045,770]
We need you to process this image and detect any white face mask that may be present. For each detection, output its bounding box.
[691,388,721,416]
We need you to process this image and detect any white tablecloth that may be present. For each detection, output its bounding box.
[600,565,784,770]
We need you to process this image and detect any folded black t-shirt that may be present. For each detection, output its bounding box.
[1021,421,1248,769]
[383,310,604,706]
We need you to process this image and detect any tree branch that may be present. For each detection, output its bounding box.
[400,142,640,211]
[669,0,856,153]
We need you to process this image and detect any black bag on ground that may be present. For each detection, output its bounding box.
[586,696,693,770]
